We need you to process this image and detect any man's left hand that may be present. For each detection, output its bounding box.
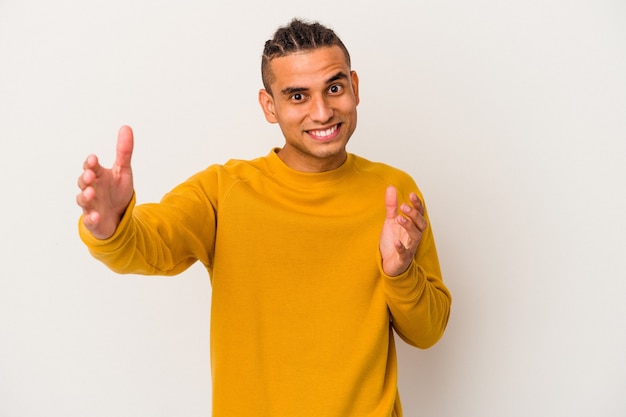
[379,186,427,276]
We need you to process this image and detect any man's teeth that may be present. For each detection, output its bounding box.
[310,125,337,137]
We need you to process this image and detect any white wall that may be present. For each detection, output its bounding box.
[1,1,624,416]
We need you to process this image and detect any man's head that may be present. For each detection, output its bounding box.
[261,19,351,95]
[258,19,359,173]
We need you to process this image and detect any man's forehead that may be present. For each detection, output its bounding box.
[269,46,350,88]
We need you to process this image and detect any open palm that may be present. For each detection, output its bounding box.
[76,126,135,240]
[379,186,427,276]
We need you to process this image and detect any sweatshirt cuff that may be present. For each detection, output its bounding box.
[78,193,137,249]
[380,260,426,301]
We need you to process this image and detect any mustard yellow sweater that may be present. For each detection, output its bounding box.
[79,149,451,417]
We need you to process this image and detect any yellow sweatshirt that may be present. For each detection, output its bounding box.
[79,149,451,417]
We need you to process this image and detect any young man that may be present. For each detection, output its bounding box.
[77,19,451,417]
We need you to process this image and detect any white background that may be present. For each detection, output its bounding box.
[1,0,625,416]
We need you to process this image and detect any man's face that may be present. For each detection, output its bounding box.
[259,46,360,172]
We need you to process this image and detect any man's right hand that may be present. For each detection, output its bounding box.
[77,125,135,240]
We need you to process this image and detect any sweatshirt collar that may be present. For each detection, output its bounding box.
[266,148,356,188]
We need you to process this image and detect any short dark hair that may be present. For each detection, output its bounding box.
[261,19,351,94]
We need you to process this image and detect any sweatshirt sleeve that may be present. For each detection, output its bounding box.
[78,169,219,276]
[381,199,452,349]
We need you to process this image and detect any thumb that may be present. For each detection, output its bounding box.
[115,125,134,169]
[385,185,398,220]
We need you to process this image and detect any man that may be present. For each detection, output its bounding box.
[77,19,451,417]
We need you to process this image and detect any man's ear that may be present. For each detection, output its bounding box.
[350,70,360,106]
[258,89,278,123]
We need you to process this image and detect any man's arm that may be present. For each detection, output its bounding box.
[379,185,451,348]
[77,126,217,276]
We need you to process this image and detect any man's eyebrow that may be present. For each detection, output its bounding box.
[280,86,308,96]
[326,71,349,84]
[279,72,350,96]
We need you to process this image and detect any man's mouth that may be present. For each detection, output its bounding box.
[307,124,340,140]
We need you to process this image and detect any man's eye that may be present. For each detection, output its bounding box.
[329,84,342,94]
[292,93,303,101]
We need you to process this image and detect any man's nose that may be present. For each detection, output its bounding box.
[309,95,334,123]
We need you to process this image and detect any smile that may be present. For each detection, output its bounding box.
[307,124,340,140]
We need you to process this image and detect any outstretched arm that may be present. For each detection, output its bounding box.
[76,125,135,240]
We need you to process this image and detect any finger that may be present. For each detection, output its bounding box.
[406,193,427,231]
[81,209,101,228]
[115,125,134,170]
[83,153,109,183]
[76,185,95,208]
[385,186,398,220]
[409,192,425,216]
[77,168,95,190]
[396,212,422,248]
[400,202,427,232]
[395,239,408,254]
[82,154,98,171]
[394,240,415,266]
